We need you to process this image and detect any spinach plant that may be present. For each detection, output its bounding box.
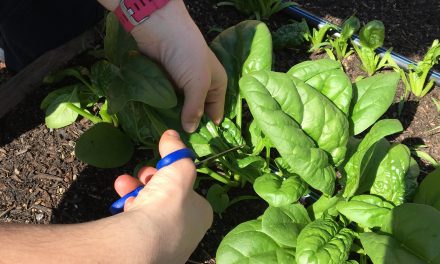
[325,16,360,60]
[353,20,394,75]
[41,13,180,168]
[208,20,438,264]
[304,24,336,52]
[272,19,310,50]
[400,39,440,97]
[217,0,296,20]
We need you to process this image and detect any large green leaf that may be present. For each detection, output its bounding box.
[336,195,394,229]
[90,60,120,97]
[361,203,440,263]
[413,168,440,210]
[370,143,415,205]
[343,119,403,198]
[261,204,311,248]
[350,72,400,135]
[210,20,272,119]
[307,194,342,220]
[44,87,80,129]
[287,59,353,114]
[75,123,134,168]
[106,52,177,113]
[253,173,308,207]
[104,13,137,65]
[216,220,297,264]
[240,71,337,195]
[296,217,355,264]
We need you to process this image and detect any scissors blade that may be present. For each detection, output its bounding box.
[194,144,244,167]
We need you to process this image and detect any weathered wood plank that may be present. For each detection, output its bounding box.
[0,29,99,118]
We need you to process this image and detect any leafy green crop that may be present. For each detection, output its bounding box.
[209,20,438,264]
[304,24,336,52]
[272,19,310,50]
[217,0,296,20]
[400,39,440,97]
[353,20,395,76]
[325,16,360,60]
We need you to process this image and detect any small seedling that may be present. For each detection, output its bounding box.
[304,24,336,52]
[325,15,360,60]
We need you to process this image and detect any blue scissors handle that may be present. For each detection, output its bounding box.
[109,148,196,215]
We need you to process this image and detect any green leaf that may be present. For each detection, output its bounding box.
[336,194,394,229]
[287,59,353,114]
[253,173,308,207]
[75,123,134,168]
[361,203,440,263]
[116,102,155,145]
[296,217,355,264]
[45,88,80,129]
[210,20,272,118]
[355,138,390,195]
[350,72,400,135]
[370,143,414,205]
[272,19,309,50]
[43,66,89,84]
[240,71,337,195]
[216,220,297,264]
[307,194,342,220]
[107,52,177,113]
[343,119,403,198]
[261,204,311,248]
[104,13,137,65]
[188,132,212,157]
[360,232,426,264]
[413,168,440,210]
[206,184,230,215]
[359,20,385,50]
[340,16,360,40]
[90,60,119,97]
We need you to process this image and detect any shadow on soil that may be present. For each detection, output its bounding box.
[50,166,120,224]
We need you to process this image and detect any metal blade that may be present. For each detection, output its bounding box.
[194,144,244,167]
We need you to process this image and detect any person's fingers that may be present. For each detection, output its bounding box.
[153,130,197,188]
[204,51,227,125]
[123,197,136,211]
[180,66,210,132]
[114,174,143,197]
[137,166,157,185]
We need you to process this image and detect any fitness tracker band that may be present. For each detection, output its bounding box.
[114,0,170,32]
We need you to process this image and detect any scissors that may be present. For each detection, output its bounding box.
[109,145,243,214]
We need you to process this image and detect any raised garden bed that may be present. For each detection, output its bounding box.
[1,0,439,263]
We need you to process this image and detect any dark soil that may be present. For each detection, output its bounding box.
[0,0,439,263]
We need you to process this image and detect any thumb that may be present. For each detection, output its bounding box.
[143,130,196,193]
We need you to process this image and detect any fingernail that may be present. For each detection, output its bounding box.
[183,122,198,133]
[165,130,180,138]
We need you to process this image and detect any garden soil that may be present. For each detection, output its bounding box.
[0,0,439,263]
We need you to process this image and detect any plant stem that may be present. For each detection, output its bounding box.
[228,195,259,207]
[66,103,103,124]
[197,167,239,187]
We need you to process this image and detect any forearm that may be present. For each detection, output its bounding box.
[0,211,158,264]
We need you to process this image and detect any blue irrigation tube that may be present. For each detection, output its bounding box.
[284,5,440,86]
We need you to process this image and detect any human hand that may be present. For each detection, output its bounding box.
[113,130,213,263]
[129,0,227,132]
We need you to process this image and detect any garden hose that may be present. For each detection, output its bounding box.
[285,5,440,86]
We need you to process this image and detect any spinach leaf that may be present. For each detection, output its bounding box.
[106,53,177,113]
[288,59,353,114]
[413,168,440,210]
[370,143,416,205]
[350,72,400,135]
[211,20,272,119]
[207,184,230,215]
[296,217,355,264]
[44,87,80,129]
[336,194,394,229]
[361,203,440,263]
[359,20,385,50]
[104,13,137,66]
[343,119,403,198]
[253,173,308,207]
[307,194,342,220]
[261,204,311,248]
[75,123,134,168]
[216,220,296,264]
[240,71,336,195]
